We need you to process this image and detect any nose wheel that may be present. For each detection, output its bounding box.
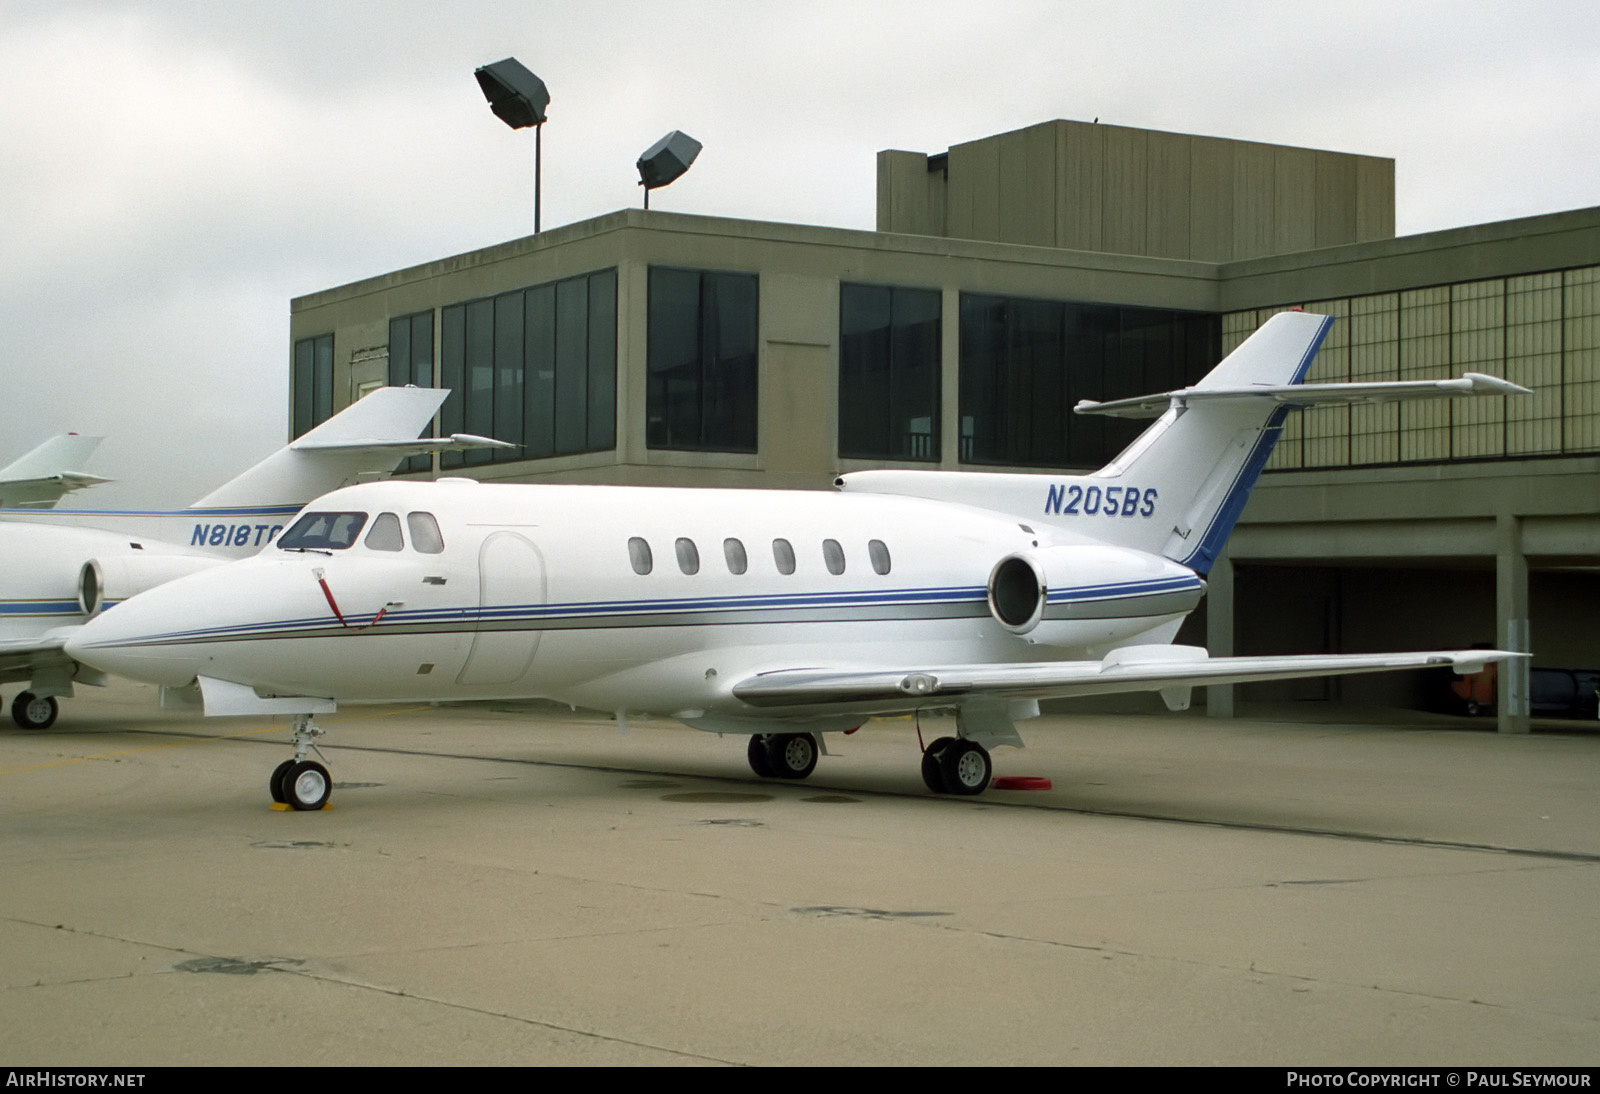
[271,714,332,811]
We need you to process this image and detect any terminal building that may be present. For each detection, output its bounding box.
[289,120,1600,731]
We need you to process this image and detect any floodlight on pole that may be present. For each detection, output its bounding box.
[637,131,702,210]
[474,57,551,232]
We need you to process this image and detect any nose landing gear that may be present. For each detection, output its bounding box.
[270,713,332,811]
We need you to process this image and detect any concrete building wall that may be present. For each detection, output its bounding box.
[292,207,1221,492]
[876,119,1395,261]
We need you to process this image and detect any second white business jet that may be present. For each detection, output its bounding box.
[2,387,507,729]
[67,312,1527,808]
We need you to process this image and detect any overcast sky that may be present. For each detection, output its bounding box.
[4,0,1598,505]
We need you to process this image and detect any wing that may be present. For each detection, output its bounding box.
[0,632,76,687]
[731,645,1516,713]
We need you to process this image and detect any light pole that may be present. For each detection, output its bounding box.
[474,58,551,232]
[637,131,702,210]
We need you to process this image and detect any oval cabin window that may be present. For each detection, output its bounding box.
[676,537,700,575]
[869,539,891,575]
[628,537,653,575]
[772,538,796,575]
[823,538,846,575]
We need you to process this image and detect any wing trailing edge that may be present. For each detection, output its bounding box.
[732,646,1521,711]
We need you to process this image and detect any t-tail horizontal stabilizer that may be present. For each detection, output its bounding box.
[0,434,110,509]
[1076,371,1531,418]
[192,388,506,510]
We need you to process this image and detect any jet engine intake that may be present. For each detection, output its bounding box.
[79,555,226,617]
[987,553,1047,634]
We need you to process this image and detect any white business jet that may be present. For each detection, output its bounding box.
[0,433,109,509]
[2,387,507,729]
[66,312,1527,808]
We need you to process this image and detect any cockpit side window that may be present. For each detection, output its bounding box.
[279,511,369,551]
[365,513,404,551]
[407,512,445,554]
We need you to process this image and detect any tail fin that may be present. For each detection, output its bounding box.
[1081,310,1333,574]
[192,387,454,509]
[0,433,110,508]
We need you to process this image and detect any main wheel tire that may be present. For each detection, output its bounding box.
[764,732,818,779]
[269,759,296,804]
[284,760,331,811]
[938,740,992,796]
[747,734,777,778]
[920,736,956,793]
[12,692,58,730]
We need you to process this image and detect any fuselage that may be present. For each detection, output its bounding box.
[66,478,1206,721]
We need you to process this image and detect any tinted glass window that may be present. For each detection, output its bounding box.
[388,312,435,473]
[407,512,445,554]
[823,539,846,575]
[675,537,700,575]
[647,267,759,452]
[869,539,891,575]
[438,269,618,470]
[292,333,334,439]
[772,538,796,575]
[724,538,748,574]
[364,513,404,551]
[959,294,1219,468]
[628,536,653,575]
[280,511,369,550]
[840,285,941,461]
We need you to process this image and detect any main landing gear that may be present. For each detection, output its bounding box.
[11,691,58,730]
[919,736,993,796]
[742,728,994,796]
[746,732,819,780]
[270,713,332,811]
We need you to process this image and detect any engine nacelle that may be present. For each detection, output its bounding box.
[79,554,227,617]
[986,545,1204,644]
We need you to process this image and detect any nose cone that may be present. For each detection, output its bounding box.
[66,576,215,687]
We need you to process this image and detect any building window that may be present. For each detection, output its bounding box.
[388,310,435,473]
[292,333,334,439]
[647,267,758,452]
[839,284,940,461]
[438,269,617,469]
[959,296,1219,468]
[1237,264,1600,471]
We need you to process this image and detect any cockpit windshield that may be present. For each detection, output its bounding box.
[278,511,369,551]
